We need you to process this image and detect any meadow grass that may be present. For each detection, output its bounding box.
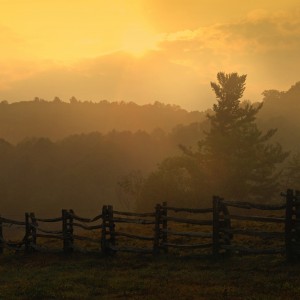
[0,251,300,300]
[0,210,297,299]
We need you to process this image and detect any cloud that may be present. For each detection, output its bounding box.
[0,24,54,89]
[160,9,300,57]
[0,58,58,91]
[0,51,210,110]
[0,9,299,110]
[156,9,300,95]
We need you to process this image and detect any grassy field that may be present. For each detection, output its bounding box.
[0,206,297,299]
[0,251,300,300]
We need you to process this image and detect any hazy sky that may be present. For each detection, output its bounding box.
[0,0,299,110]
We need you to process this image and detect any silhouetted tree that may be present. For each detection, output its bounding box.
[139,72,289,207]
[139,155,208,210]
[53,96,62,103]
[69,96,79,104]
[198,72,288,200]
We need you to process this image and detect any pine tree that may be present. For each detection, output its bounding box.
[137,72,289,208]
[200,72,289,200]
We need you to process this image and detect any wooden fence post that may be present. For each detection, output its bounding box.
[68,209,74,253]
[25,212,31,253]
[108,205,116,254]
[29,213,37,250]
[62,209,67,253]
[213,196,221,258]
[221,200,232,256]
[153,203,161,255]
[62,209,73,254]
[0,218,3,254]
[285,189,294,262]
[101,205,108,254]
[162,202,168,253]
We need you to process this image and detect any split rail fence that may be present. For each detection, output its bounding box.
[0,189,300,261]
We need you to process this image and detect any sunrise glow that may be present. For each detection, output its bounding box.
[0,0,299,110]
[120,25,162,57]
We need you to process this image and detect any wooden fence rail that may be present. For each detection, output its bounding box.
[0,189,300,260]
[216,195,286,257]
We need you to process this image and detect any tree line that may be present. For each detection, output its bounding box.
[0,74,300,215]
[0,99,205,143]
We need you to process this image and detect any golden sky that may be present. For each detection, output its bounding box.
[0,0,299,110]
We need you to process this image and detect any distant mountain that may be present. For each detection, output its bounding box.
[0,99,205,143]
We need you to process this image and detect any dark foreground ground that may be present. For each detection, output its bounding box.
[0,252,299,300]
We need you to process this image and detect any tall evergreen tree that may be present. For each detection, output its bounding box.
[200,72,288,200]
[134,72,289,209]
